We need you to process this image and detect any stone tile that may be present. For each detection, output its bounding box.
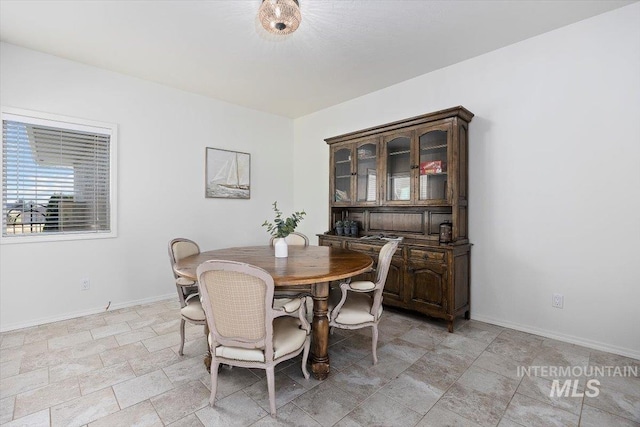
[398,327,444,350]
[502,392,579,427]
[583,383,640,423]
[416,405,483,426]
[151,319,181,336]
[292,380,360,427]
[338,391,423,427]
[485,336,540,365]
[0,367,48,399]
[1,396,15,424]
[195,390,267,426]
[66,315,108,334]
[453,322,502,345]
[184,324,206,342]
[19,347,68,373]
[128,347,182,376]
[23,325,69,344]
[472,350,524,380]
[68,336,120,359]
[2,408,49,427]
[163,355,209,386]
[379,370,444,415]
[251,402,322,426]
[143,332,181,352]
[98,341,149,366]
[437,383,510,427]
[103,311,143,326]
[48,330,94,350]
[589,350,640,370]
[330,363,389,402]
[580,404,640,427]
[114,326,157,346]
[243,370,308,413]
[49,354,104,383]
[441,334,490,357]
[173,336,208,357]
[455,366,520,401]
[328,336,373,371]
[50,388,120,427]
[89,400,163,427]
[1,358,21,379]
[78,362,136,395]
[0,332,25,349]
[112,369,174,409]
[150,380,210,424]
[13,377,80,419]
[166,413,205,427]
[405,348,474,392]
[0,341,47,363]
[206,365,262,399]
[90,322,132,340]
[516,375,583,414]
[127,315,165,331]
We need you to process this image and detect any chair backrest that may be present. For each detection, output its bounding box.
[168,238,200,279]
[197,260,277,358]
[371,240,400,313]
[269,232,309,247]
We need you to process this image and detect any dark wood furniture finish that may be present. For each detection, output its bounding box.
[173,245,373,380]
[320,106,473,332]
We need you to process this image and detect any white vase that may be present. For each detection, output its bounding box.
[274,238,288,258]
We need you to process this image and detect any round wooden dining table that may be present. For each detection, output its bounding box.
[173,245,373,380]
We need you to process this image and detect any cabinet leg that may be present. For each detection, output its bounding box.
[464,310,470,320]
[447,320,454,333]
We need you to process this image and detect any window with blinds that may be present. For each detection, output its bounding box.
[1,109,117,242]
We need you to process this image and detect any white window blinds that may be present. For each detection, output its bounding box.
[2,111,115,240]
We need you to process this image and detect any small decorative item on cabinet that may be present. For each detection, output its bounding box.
[350,221,358,237]
[439,221,453,244]
[342,220,351,236]
[335,220,344,236]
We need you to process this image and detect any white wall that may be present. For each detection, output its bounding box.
[0,42,296,330]
[293,4,640,358]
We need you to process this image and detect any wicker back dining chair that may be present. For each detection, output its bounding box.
[328,240,399,364]
[197,260,310,417]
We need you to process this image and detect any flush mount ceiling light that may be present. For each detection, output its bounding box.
[258,0,302,35]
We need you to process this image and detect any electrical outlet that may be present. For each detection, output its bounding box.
[81,279,90,291]
[552,293,564,309]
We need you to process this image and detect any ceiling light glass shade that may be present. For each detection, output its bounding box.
[258,0,301,35]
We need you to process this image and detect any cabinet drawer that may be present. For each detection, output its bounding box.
[321,239,343,249]
[346,241,380,255]
[409,248,446,262]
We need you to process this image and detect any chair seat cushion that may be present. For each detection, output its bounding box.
[176,277,196,286]
[349,280,376,291]
[273,297,302,313]
[181,298,206,322]
[329,288,382,325]
[214,316,307,362]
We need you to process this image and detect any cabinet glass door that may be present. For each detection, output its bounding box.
[333,147,352,203]
[356,142,378,203]
[418,130,448,201]
[386,136,411,201]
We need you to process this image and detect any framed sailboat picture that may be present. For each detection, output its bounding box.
[205,148,250,199]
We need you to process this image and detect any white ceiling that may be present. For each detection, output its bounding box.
[0,0,635,118]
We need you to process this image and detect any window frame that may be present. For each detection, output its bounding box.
[1,106,118,244]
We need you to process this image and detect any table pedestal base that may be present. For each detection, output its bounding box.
[310,282,330,380]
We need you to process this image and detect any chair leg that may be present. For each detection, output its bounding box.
[266,366,276,417]
[301,338,311,380]
[179,318,186,356]
[371,324,379,365]
[209,360,220,407]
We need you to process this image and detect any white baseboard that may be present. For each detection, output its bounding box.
[0,293,176,333]
[472,314,640,361]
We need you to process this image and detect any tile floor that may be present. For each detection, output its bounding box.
[0,299,638,427]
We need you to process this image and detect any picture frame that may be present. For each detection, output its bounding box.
[205,147,250,199]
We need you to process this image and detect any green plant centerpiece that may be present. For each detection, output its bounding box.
[262,202,306,258]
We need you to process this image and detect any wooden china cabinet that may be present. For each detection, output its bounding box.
[318,106,474,332]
